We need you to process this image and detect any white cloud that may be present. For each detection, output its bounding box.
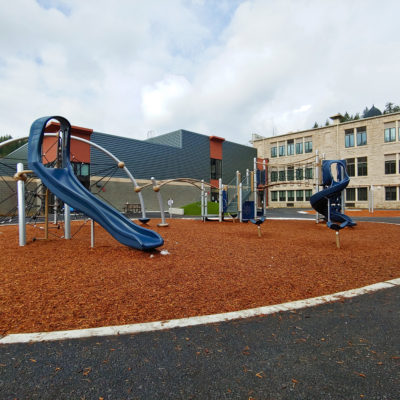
[1,0,400,145]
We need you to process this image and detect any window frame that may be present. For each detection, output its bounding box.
[357,157,368,176]
[356,127,367,146]
[296,141,303,154]
[385,159,396,175]
[296,190,304,201]
[287,140,294,156]
[287,166,294,181]
[304,139,313,153]
[357,187,368,201]
[385,186,397,201]
[305,189,312,201]
[384,127,396,143]
[345,129,355,148]
[346,158,355,177]
[346,187,355,201]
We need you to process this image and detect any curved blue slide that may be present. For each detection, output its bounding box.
[309,160,356,230]
[28,116,164,250]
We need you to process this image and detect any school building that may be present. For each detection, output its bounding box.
[0,121,257,215]
[252,109,400,209]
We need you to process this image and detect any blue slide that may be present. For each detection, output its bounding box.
[309,160,356,230]
[28,116,164,250]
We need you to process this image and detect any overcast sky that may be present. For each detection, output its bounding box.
[1,0,400,145]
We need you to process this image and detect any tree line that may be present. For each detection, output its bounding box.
[312,102,400,128]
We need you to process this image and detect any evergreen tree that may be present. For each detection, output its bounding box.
[384,102,394,114]
[325,119,330,126]
[313,122,319,128]
[362,107,369,118]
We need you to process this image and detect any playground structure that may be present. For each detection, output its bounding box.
[3,116,267,249]
[309,159,357,248]
[3,116,356,251]
[310,159,357,230]
[17,116,164,250]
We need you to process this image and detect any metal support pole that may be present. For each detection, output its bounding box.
[53,196,58,225]
[263,159,267,217]
[369,185,374,213]
[201,180,205,221]
[17,163,26,246]
[253,157,257,219]
[239,182,243,222]
[315,150,320,224]
[44,188,49,240]
[90,219,95,248]
[64,204,71,239]
[218,178,223,222]
[152,177,168,227]
[204,191,208,218]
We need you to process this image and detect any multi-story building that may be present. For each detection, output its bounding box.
[252,111,400,209]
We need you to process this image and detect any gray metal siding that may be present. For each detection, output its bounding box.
[90,130,210,180]
[145,131,182,148]
[222,141,257,182]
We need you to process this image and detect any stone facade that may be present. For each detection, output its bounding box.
[252,112,400,209]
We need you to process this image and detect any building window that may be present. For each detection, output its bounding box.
[278,170,286,181]
[296,190,304,201]
[357,187,368,201]
[210,158,222,180]
[305,189,312,201]
[271,191,278,201]
[346,158,355,177]
[304,137,312,153]
[357,157,368,176]
[287,190,294,201]
[305,167,313,179]
[270,170,278,182]
[346,188,355,201]
[384,127,396,142]
[385,155,396,174]
[385,186,397,201]
[287,166,294,181]
[279,191,286,201]
[296,140,303,154]
[271,145,277,158]
[345,129,354,148]
[279,144,285,156]
[72,162,90,189]
[356,127,367,146]
[296,167,303,180]
[287,140,294,156]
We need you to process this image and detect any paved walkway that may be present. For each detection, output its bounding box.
[1,285,399,399]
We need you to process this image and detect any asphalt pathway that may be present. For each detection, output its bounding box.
[0,285,399,399]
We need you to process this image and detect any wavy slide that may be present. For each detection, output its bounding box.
[28,116,163,250]
[310,160,356,230]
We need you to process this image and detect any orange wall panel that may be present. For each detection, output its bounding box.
[209,136,225,160]
[42,122,93,163]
